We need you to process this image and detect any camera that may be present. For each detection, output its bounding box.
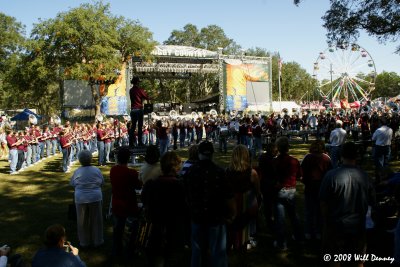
[63,241,71,253]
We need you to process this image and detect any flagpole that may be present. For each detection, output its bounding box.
[278,57,282,110]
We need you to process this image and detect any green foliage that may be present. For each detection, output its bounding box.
[322,0,400,53]
[374,71,400,98]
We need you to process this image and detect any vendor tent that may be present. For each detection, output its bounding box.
[11,109,42,121]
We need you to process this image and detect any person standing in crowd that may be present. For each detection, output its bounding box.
[110,146,143,258]
[183,141,236,267]
[96,123,106,166]
[60,129,72,173]
[179,144,199,177]
[329,120,347,168]
[258,143,278,231]
[16,132,25,171]
[129,77,150,148]
[154,120,170,156]
[372,116,393,183]
[272,136,304,250]
[226,145,260,251]
[301,140,332,240]
[32,224,86,267]
[6,130,21,174]
[139,144,162,185]
[70,150,104,248]
[320,142,374,267]
[142,151,187,267]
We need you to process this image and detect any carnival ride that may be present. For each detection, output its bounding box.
[313,43,376,105]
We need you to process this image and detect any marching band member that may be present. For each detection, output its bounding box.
[6,129,23,174]
[16,131,26,171]
[35,125,44,161]
[24,128,34,167]
[60,128,73,173]
[51,123,63,155]
[96,123,107,166]
[42,125,52,158]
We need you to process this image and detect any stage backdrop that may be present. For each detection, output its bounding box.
[63,64,128,116]
[224,61,271,112]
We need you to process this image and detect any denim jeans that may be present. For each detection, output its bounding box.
[159,138,169,156]
[105,142,111,162]
[38,142,44,160]
[191,223,228,267]
[62,147,71,172]
[329,145,342,168]
[26,145,32,166]
[31,144,38,163]
[252,137,262,158]
[129,109,144,146]
[97,141,105,165]
[374,145,391,170]
[51,139,57,155]
[45,140,51,157]
[304,188,321,238]
[9,149,18,173]
[274,188,303,247]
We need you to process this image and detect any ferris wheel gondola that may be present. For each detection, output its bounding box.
[313,43,376,105]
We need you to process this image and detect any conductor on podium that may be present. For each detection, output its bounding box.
[129,77,150,147]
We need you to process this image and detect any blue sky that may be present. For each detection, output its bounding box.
[2,0,399,75]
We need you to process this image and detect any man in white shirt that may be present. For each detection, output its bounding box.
[372,117,393,181]
[329,120,347,168]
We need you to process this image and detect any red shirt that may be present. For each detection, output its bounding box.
[129,86,149,109]
[110,165,143,217]
[97,129,104,142]
[273,153,302,189]
[6,135,17,149]
[60,136,70,149]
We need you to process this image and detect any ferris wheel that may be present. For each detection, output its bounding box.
[312,43,376,104]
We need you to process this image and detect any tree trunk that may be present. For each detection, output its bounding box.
[91,83,101,117]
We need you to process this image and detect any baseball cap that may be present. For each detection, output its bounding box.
[198,141,214,156]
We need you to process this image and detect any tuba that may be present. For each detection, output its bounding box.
[169,110,177,120]
[29,114,38,125]
[209,109,218,118]
[52,115,61,125]
[95,114,104,123]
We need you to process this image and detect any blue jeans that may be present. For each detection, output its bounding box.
[129,109,144,146]
[191,223,228,267]
[51,139,58,155]
[304,188,321,237]
[159,138,169,156]
[62,147,71,172]
[330,145,342,168]
[9,149,18,173]
[105,142,111,162]
[97,141,105,165]
[31,144,38,163]
[374,145,391,170]
[26,146,32,166]
[274,188,303,247]
[38,142,44,160]
[45,140,51,157]
[252,136,262,158]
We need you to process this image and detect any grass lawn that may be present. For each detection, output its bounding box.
[0,138,398,267]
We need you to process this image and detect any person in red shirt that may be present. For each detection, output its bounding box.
[272,136,304,250]
[110,146,142,257]
[6,130,21,174]
[129,77,150,147]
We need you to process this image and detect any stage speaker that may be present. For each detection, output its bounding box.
[144,104,153,114]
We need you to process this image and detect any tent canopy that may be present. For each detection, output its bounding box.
[10,109,42,121]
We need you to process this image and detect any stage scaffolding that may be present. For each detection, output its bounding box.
[128,45,271,113]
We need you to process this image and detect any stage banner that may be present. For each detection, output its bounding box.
[224,62,270,111]
[100,64,128,115]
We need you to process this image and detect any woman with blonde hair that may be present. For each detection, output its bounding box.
[226,144,260,251]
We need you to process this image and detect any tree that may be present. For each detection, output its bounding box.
[0,13,25,109]
[30,2,155,116]
[164,24,200,47]
[296,0,400,53]
[374,71,400,98]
